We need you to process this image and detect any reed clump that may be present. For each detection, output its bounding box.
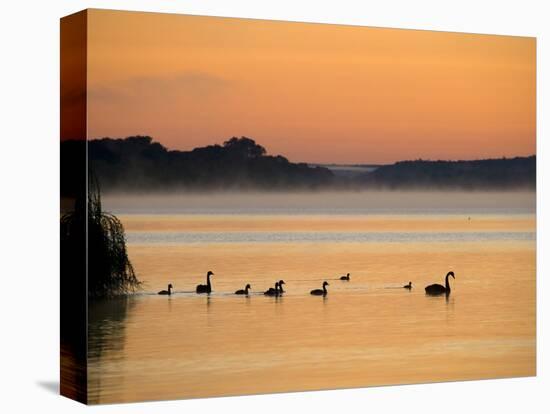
[61,174,140,298]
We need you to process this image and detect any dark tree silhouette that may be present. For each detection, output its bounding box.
[81,135,334,191]
[223,136,267,159]
[61,136,535,192]
[360,156,536,190]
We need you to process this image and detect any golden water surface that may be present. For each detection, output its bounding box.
[88,210,535,404]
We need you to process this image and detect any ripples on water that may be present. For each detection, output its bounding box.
[127,230,534,244]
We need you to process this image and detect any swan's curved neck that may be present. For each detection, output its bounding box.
[245,286,249,293]
[445,273,452,291]
[206,274,211,286]
[323,284,327,293]
[168,285,172,293]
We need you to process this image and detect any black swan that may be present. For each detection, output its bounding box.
[311,281,329,296]
[340,273,350,281]
[265,280,285,294]
[235,284,251,295]
[158,283,173,295]
[196,271,214,294]
[403,281,412,289]
[425,271,455,295]
[264,282,280,296]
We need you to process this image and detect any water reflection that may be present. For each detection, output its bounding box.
[86,213,535,403]
[88,297,135,404]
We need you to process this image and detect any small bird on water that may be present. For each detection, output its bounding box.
[310,281,329,296]
[158,284,173,295]
[235,284,251,295]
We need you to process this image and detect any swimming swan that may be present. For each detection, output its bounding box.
[425,272,455,295]
[311,281,329,296]
[196,271,214,294]
[158,284,173,295]
[340,273,350,281]
[235,284,251,295]
[264,282,280,296]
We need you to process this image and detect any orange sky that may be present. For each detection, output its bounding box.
[87,9,535,164]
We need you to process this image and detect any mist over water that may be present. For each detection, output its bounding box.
[103,190,535,215]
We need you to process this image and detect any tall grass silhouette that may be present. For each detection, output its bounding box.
[61,173,140,298]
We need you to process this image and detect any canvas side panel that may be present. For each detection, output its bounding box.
[60,9,88,404]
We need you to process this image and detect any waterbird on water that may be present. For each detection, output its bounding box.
[425,271,455,296]
[235,284,251,295]
[311,281,329,296]
[264,282,280,296]
[403,281,412,289]
[265,280,285,295]
[196,271,214,294]
[340,273,350,281]
[158,284,173,295]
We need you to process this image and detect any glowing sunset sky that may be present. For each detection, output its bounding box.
[87,9,535,164]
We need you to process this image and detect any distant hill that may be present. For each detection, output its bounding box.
[309,164,381,179]
[61,136,536,192]
[359,156,536,190]
[83,136,334,191]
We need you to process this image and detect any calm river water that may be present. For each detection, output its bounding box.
[88,192,536,403]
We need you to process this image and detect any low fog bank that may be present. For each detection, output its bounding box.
[102,190,536,215]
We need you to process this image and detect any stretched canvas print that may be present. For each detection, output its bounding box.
[60,9,536,405]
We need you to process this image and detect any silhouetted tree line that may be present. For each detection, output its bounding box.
[61,136,536,191]
[82,136,334,191]
[360,156,536,190]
